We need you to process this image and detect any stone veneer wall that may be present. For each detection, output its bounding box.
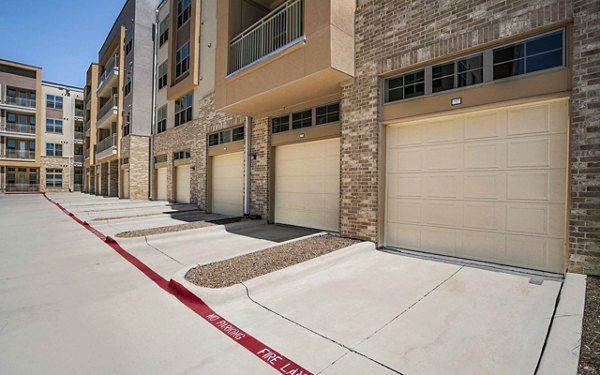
[100,162,108,196]
[153,94,242,207]
[108,160,118,197]
[346,0,598,273]
[122,135,150,200]
[249,117,270,218]
[89,166,96,194]
[40,157,72,192]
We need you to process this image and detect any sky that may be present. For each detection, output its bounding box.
[0,0,126,88]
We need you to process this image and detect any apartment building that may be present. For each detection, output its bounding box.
[88,0,158,199]
[83,63,99,194]
[40,82,84,192]
[151,0,241,207]
[0,59,42,192]
[209,0,599,275]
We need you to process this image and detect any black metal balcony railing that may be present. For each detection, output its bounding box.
[74,155,84,163]
[96,134,117,153]
[97,55,119,91]
[1,150,35,160]
[97,95,118,121]
[229,0,303,74]
[5,183,39,192]
[74,131,84,140]
[3,96,36,109]
[75,109,85,117]
[0,122,36,134]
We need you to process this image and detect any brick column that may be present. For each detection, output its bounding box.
[250,117,270,219]
[89,166,96,194]
[108,160,118,197]
[100,163,108,196]
[568,0,600,275]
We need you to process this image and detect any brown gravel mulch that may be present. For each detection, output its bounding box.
[579,276,600,375]
[116,221,215,238]
[185,234,360,288]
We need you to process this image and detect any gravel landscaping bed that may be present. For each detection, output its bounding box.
[115,221,215,238]
[186,234,360,288]
[579,276,600,375]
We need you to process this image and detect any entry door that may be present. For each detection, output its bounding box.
[385,98,568,273]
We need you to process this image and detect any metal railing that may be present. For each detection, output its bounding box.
[96,134,117,153]
[74,155,84,163]
[97,55,119,90]
[74,131,84,140]
[73,184,82,192]
[75,109,85,117]
[229,0,303,73]
[5,183,39,192]
[0,122,36,134]
[3,96,36,108]
[97,95,118,121]
[1,150,35,160]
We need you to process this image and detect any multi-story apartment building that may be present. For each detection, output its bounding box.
[83,63,99,194]
[40,81,84,192]
[0,59,42,193]
[88,0,157,199]
[151,0,241,207]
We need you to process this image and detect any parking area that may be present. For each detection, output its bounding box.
[0,193,586,374]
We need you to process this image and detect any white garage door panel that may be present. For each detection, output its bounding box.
[386,99,568,273]
[122,170,130,199]
[176,165,191,203]
[212,152,243,216]
[275,138,340,232]
[156,168,167,201]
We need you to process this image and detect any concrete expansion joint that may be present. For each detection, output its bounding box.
[143,236,185,266]
[239,282,404,375]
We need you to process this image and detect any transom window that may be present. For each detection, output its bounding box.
[158,61,168,89]
[121,157,129,165]
[159,17,169,46]
[384,29,565,103]
[154,154,167,164]
[173,149,191,160]
[47,95,63,110]
[174,92,192,126]
[271,102,340,134]
[123,112,130,136]
[156,105,167,134]
[46,143,63,157]
[46,119,63,133]
[177,0,191,28]
[208,126,244,146]
[175,42,190,78]
[46,168,63,188]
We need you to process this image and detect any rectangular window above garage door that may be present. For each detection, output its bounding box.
[208,125,244,146]
[271,102,341,134]
[384,29,565,103]
[173,149,191,160]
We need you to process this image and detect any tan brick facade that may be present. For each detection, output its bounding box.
[249,117,270,219]
[40,157,72,193]
[121,135,150,200]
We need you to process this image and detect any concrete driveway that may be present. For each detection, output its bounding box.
[0,193,584,374]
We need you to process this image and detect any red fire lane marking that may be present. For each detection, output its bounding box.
[42,193,312,375]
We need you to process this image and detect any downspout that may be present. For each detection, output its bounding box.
[244,116,252,216]
[149,10,159,200]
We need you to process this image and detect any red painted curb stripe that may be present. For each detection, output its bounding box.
[42,193,313,375]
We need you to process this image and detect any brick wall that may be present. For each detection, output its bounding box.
[569,0,600,275]
[100,162,108,196]
[344,0,600,274]
[108,160,118,197]
[40,157,72,192]
[89,166,96,194]
[250,117,270,218]
[128,135,150,200]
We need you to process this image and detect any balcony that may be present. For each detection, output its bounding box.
[74,131,84,143]
[96,55,119,98]
[75,108,85,118]
[85,120,91,137]
[96,95,118,129]
[0,149,35,160]
[4,184,39,192]
[0,96,36,113]
[215,0,355,116]
[95,134,117,161]
[0,120,36,139]
[74,155,84,165]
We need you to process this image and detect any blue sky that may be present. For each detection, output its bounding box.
[0,0,126,88]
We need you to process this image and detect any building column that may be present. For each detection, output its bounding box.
[108,160,118,197]
[89,166,96,194]
[100,163,108,196]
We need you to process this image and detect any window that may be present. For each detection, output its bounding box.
[7,168,15,184]
[6,113,16,124]
[121,157,129,165]
[124,71,132,96]
[493,29,564,80]
[316,103,340,125]
[432,54,483,93]
[156,105,167,133]
[46,168,63,188]
[46,143,63,157]
[123,112,130,136]
[271,115,289,134]
[47,95,63,110]
[174,92,192,126]
[173,149,191,160]
[7,139,15,150]
[154,154,167,164]
[125,29,133,55]
[159,17,169,46]
[29,140,35,153]
[158,61,168,89]
[46,119,63,133]
[175,42,190,78]
[384,70,425,103]
[292,110,312,130]
[29,170,37,185]
[208,126,244,146]
[177,0,191,28]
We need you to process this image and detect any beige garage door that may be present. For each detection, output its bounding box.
[176,165,191,204]
[386,98,568,273]
[122,169,130,199]
[275,138,340,232]
[156,167,167,201]
[211,152,243,216]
